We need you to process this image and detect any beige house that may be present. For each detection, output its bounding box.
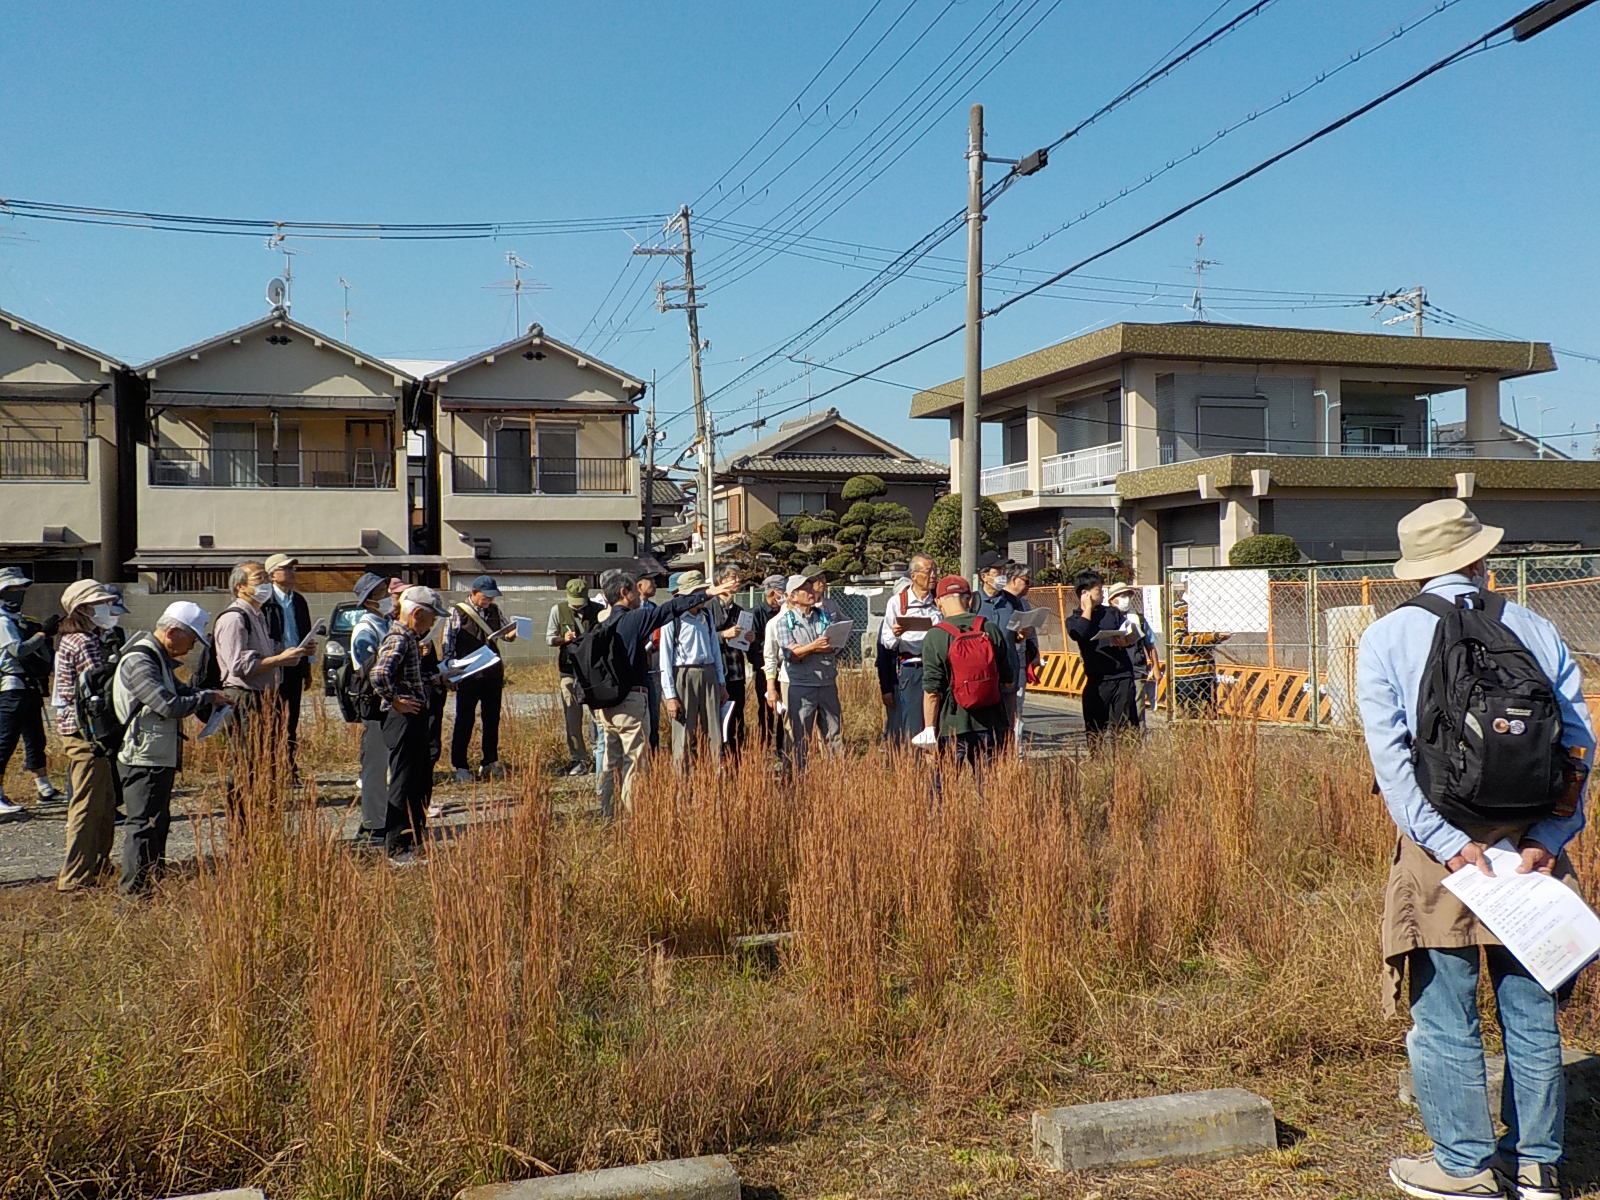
[0,307,131,581]
[130,313,437,592]
[423,325,645,588]
[912,321,1600,575]
[712,407,947,537]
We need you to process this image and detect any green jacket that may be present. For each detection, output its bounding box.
[920,611,1014,737]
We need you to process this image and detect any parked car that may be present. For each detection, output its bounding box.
[320,601,366,695]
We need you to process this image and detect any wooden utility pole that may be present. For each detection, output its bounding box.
[960,104,984,581]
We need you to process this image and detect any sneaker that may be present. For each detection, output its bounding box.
[354,776,363,792]
[0,797,25,818]
[452,768,472,784]
[565,762,590,777]
[387,851,419,869]
[1492,1159,1559,1200]
[482,761,506,780]
[1388,1156,1505,1200]
[34,780,64,803]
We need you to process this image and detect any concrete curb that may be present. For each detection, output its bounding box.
[457,1155,739,1200]
[1033,1088,1276,1171]
[160,1190,266,1200]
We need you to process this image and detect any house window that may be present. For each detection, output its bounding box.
[1196,397,1267,454]
[604,541,619,554]
[777,491,829,519]
[713,496,732,534]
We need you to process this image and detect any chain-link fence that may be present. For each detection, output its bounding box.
[1155,552,1600,727]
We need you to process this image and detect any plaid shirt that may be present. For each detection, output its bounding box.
[369,624,426,710]
[51,631,107,736]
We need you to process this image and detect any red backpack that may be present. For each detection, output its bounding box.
[934,616,1001,710]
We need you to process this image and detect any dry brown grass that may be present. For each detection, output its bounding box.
[2,670,1599,1199]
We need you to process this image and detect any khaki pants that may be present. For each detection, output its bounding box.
[669,664,723,767]
[597,689,649,818]
[558,674,593,768]
[58,733,115,891]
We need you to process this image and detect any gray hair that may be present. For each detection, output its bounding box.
[228,562,259,592]
[716,564,741,584]
[603,572,637,605]
[909,552,935,571]
[155,615,188,635]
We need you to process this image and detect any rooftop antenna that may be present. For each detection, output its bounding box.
[1369,286,1427,336]
[1189,235,1221,322]
[486,252,549,332]
[264,229,304,312]
[337,276,353,342]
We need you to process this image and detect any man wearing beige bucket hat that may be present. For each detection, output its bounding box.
[1356,499,1594,1200]
[49,579,122,890]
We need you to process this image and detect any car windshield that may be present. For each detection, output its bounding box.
[329,606,363,635]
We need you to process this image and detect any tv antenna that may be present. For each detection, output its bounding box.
[1188,235,1221,322]
[265,276,288,314]
[486,252,549,332]
[337,276,354,341]
[264,229,303,311]
[1369,285,1427,336]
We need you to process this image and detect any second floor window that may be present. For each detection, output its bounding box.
[777,490,829,519]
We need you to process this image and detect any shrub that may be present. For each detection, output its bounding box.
[840,474,888,503]
[1064,526,1111,550]
[1060,546,1132,584]
[1228,533,1302,566]
[920,494,1007,573]
[748,522,787,555]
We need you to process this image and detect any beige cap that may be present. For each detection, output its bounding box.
[264,553,299,573]
[60,578,116,613]
[1392,499,1503,581]
[399,585,449,616]
[1106,581,1139,601]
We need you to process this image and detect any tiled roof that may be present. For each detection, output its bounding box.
[911,321,1558,418]
[730,453,947,478]
[650,476,687,505]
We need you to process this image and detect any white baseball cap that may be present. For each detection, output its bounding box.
[400,585,449,616]
[161,600,212,645]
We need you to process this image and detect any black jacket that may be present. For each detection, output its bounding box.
[262,588,313,688]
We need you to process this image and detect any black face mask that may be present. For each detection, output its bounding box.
[0,594,23,613]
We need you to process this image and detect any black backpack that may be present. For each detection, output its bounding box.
[1404,590,1566,828]
[571,612,633,710]
[335,616,385,724]
[75,641,159,758]
[192,607,244,691]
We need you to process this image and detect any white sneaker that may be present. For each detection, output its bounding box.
[0,797,24,817]
[452,768,471,784]
[1493,1159,1560,1200]
[1388,1156,1505,1199]
[34,780,64,803]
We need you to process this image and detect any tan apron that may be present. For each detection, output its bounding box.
[1381,824,1579,1015]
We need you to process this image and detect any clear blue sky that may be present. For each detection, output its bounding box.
[3,0,1597,465]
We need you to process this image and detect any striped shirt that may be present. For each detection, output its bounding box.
[1168,597,1229,680]
[51,631,107,737]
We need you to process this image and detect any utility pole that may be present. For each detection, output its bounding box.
[642,371,657,556]
[960,104,984,582]
[637,207,715,581]
[1371,286,1427,336]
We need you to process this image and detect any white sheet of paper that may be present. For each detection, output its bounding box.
[823,619,855,649]
[198,708,229,740]
[727,611,756,652]
[1005,609,1049,633]
[720,700,736,740]
[910,726,937,748]
[443,644,499,681]
[1441,840,1600,992]
[1091,629,1132,645]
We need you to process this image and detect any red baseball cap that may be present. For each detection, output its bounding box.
[935,574,972,597]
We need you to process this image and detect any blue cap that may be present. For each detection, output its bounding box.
[666,571,684,592]
[469,574,501,597]
[353,571,388,603]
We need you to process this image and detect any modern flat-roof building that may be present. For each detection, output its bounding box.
[0,308,135,581]
[130,312,438,591]
[912,321,1600,574]
[421,325,645,588]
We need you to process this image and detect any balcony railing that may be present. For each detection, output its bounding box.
[451,455,631,495]
[149,448,394,489]
[1043,442,1122,493]
[0,440,88,480]
[1339,444,1475,459]
[978,461,1029,496]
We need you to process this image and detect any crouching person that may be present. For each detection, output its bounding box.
[113,603,230,897]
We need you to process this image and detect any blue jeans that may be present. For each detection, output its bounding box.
[1407,946,1564,1175]
[885,660,923,744]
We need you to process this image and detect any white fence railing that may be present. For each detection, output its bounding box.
[1043,442,1122,493]
[979,461,1029,496]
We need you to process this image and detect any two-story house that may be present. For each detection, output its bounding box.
[129,312,440,592]
[0,308,136,582]
[421,325,645,589]
[912,321,1600,574]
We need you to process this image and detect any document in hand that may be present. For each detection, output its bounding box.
[895,615,935,632]
[1005,609,1050,633]
[197,708,230,740]
[494,616,534,640]
[910,726,938,748]
[442,644,500,682]
[728,610,756,652]
[1441,840,1600,992]
[296,620,326,652]
[1091,629,1131,645]
[823,618,855,649]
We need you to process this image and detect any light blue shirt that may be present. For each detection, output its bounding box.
[658,605,724,700]
[1356,573,1593,862]
[274,584,301,648]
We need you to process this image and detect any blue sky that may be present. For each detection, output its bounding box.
[3,0,1597,465]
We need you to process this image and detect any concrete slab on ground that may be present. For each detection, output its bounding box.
[1398,1049,1600,1112]
[457,1155,738,1200]
[1032,1088,1277,1171]
[161,1190,267,1200]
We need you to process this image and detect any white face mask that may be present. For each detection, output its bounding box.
[249,582,272,603]
[994,575,1010,588]
[1112,595,1133,612]
[90,603,120,630]
[379,596,395,617]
